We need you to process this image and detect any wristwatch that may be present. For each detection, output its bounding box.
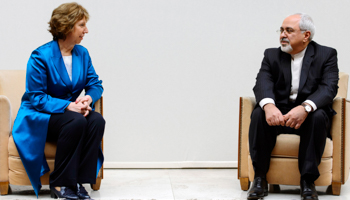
[302,103,312,113]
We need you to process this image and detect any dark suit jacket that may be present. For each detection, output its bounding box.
[253,41,339,115]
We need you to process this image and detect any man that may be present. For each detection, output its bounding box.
[247,13,338,200]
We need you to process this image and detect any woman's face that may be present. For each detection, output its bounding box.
[67,17,88,44]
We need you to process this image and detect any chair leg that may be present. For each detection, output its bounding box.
[91,177,102,191]
[269,184,280,193]
[329,182,341,195]
[240,177,250,191]
[0,182,9,195]
[8,185,11,194]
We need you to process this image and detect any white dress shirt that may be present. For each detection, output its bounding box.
[63,55,73,81]
[259,47,317,111]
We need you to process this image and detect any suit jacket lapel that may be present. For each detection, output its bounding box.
[51,41,73,91]
[281,51,292,97]
[71,46,81,89]
[298,43,314,93]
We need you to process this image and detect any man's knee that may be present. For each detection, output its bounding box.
[300,108,330,137]
[251,106,266,122]
[308,109,329,124]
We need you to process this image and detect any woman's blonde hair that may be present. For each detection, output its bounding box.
[48,2,89,40]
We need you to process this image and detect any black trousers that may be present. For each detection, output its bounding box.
[46,110,105,187]
[249,105,331,182]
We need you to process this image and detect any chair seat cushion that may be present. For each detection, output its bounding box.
[9,156,54,185]
[8,135,57,159]
[248,156,332,186]
[271,134,333,158]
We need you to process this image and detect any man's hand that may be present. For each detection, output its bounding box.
[264,103,285,126]
[283,105,308,129]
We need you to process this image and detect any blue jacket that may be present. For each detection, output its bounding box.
[12,40,104,197]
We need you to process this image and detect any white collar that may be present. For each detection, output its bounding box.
[291,47,307,60]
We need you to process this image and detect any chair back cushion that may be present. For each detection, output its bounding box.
[0,70,26,126]
[336,72,349,99]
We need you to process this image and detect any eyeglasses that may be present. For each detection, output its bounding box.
[277,28,306,34]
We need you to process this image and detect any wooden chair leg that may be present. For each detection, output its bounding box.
[8,185,11,194]
[269,184,280,193]
[240,177,250,191]
[329,182,341,195]
[0,182,9,195]
[91,177,102,191]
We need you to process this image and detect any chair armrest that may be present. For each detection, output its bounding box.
[331,97,350,184]
[0,95,11,182]
[94,96,103,115]
[93,97,103,179]
[238,97,256,179]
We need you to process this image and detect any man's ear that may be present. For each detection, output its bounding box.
[303,31,311,42]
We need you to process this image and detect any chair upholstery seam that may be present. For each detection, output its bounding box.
[238,97,243,179]
[341,98,345,183]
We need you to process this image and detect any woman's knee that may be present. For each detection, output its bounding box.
[85,112,105,138]
[88,112,105,128]
[52,112,88,142]
[66,111,88,130]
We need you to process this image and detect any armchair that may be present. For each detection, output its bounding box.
[238,72,350,195]
[0,70,103,195]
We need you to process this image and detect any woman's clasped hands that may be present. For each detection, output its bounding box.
[66,95,93,117]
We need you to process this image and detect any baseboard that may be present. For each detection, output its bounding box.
[103,161,237,169]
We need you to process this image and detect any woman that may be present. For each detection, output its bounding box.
[12,2,104,199]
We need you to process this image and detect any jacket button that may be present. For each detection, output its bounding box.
[67,93,72,97]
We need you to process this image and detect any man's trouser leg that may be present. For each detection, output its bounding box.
[297,108,330,182]
[249,106,279,178]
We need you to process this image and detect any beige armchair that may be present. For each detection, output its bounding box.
[238,72,350,195]
[0,70,103,195]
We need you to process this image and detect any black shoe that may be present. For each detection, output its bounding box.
[50,186,79,200]
[247,177,268,199]
[76,183,91,199]
[300,179,318,200]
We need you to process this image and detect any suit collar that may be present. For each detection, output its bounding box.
[71,47,81,89]
[51,41,72,91]
[51,41,81,91]
[281,50,292,98]
[51,40,79,57]
[298,42,315,93]
[291,46,307,60]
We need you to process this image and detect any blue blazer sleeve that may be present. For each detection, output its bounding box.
[84,52,103,106]
[26,50,71,113]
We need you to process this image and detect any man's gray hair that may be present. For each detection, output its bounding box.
[295,13,315,41]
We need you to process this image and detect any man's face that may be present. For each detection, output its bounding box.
[279,15,308,55]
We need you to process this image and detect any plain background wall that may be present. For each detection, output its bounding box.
[1,0,349,167]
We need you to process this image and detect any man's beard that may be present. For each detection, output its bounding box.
[280,38,293,53]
